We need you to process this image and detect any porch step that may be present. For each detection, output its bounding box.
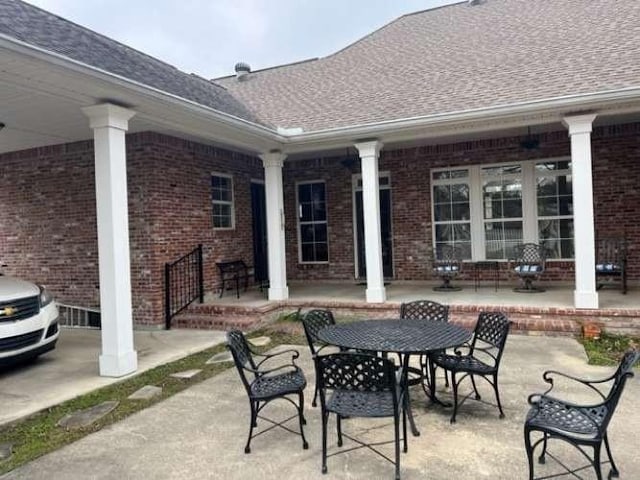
[171,298,637,335]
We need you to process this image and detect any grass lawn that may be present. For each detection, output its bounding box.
[0,322,307,475]
[580,332,639,366]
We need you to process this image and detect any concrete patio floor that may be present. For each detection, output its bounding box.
[0,328,225,426]
[3,335,639,479]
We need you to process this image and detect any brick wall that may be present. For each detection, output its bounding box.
[0,132,262,326]
[0,123,637,327]
[283,123,640,284]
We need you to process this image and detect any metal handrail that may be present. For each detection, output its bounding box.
[164,244,204,329]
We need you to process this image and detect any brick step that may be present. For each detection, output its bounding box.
[171,313,261,331]
[186,302,278,316]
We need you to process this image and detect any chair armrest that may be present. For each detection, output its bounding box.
[243,363,300,377]
[255,348,301,368]
[539,369,609,402]
[453,342,473,356]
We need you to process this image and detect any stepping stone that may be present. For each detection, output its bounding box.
[57,401,119,430]
[206,352,233,364]
[248,336,271,347]
[128,385,163,401]
[170,369,202,379]
[0,443,12,461]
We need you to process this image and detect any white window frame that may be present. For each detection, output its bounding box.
[211,172,235,230]
[535,159,574,260]
[430,156,572,261]
[296,180,329,264]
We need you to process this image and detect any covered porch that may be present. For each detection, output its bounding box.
[178,281,640,335]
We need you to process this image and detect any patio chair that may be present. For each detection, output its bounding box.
[315,352,407,480]
[226,330,309,454]
[301,309,339,407]
[431,311,511,423]
[511,243,546,293]
[524,349,640,480]
[596,237,627,294]
[432,244,463,291]
[399,300,451,393]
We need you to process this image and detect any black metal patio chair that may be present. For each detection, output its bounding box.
[431,311,512,423]
[524,349,639,480]
[226,330,309,454]
[511,243,546,292]
[432,244,463,291]
[596,237,628,294]
[301,309,340,407]
[399,300,451,394]
[316,352,407,480]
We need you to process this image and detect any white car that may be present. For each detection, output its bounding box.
[0,275,60,365]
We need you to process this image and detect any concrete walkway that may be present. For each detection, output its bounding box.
[0,328,225,425]
[3,336,639,479]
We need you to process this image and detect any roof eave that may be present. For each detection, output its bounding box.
[0,34,287,149]
[281,86,640,151]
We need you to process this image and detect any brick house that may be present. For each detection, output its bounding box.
[1,0,639,376]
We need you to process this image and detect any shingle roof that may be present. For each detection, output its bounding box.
[0,0,263,125]
[216,0,640,132]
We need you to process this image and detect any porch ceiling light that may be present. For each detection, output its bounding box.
[0,122,5,132]
[520,127,540,150]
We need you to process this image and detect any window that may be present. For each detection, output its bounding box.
[536,160,573,259]
[297,182,328,263]
[211,174,234,229]
[430,158,573,261]
[482,165,523,259]
[431,169,471,259]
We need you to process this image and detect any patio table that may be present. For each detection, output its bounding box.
[317,318,471,437]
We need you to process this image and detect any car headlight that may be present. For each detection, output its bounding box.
[38,285,55,308]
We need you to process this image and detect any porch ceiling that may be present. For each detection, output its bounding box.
[0,42,281,156]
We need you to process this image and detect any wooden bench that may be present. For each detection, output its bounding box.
[216,260,254,298]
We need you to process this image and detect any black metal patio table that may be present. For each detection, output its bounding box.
[317,318,471,437]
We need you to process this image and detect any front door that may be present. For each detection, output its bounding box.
[250,182,268,284]
[354,174,393,279]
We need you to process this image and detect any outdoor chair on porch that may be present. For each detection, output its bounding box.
[226,330,309,454]
[315,352,407,480]
[399,300,451,393]
[524,349,640,480]
[431,311,512,423]
[432,244,462,291]
[596,237,628,294]
[511,243,546,293]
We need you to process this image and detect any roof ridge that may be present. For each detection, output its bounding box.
[212,57,320,81]
[327,1,467,59]
[16,0,184,73]
[214,1,466,80]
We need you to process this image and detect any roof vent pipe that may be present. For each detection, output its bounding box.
[234,62,251,79]
[468,0,482,5]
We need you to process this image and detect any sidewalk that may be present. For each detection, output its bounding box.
[0,328,225,425]
[3,335,639,479]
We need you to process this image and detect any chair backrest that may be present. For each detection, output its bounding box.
[469,312,511,368]
[315,352,398,398]
[400,300,449,322]
[599,349,640,431]
[596,237,627,267]
[226,330,258,393]
[301,309,336,356]
[512,243,545,273]
[433,244,462,275]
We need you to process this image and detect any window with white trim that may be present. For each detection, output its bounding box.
[211,173,234,229]
[297,181,328,263]
[536,160,573,259]
[431,169,472,259]
[431,158,573,260]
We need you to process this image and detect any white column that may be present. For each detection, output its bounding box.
[355,140,386,303]
[563,113,599,309]
[260,151,289,300]
[82,103,138,377]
